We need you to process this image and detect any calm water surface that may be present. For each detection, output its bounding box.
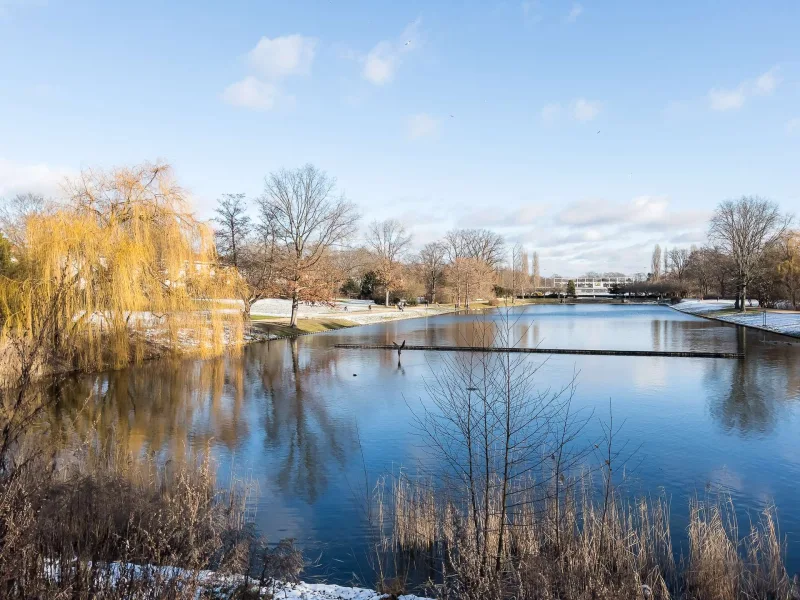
[51,305,800,582]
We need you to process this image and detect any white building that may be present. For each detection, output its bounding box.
[551,275,638,296]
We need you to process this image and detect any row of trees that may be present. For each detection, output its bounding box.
[213,165,519,325]
[641,197,797,310]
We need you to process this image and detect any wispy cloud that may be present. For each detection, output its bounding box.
[708,66,780,111]
[0,158,74,199]
[457,205,550,228]
[540,103,561,123]
[222,77,281,111]
[572,98,601,121]
[556,195,707,231]
[566,3,584,23]
[708,87,746,111]
[0,0,45,19]
[521,1,542,25]
[540,98,601,123]
[407,113,440,140]
[223,34,316,111]
[247,34,317,78]
[363,19,422,86]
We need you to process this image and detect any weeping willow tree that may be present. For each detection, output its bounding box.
[0,162,243,381]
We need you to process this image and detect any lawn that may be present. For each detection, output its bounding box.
[250,317,356,338]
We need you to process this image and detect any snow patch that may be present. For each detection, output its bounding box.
[674,300,800,338]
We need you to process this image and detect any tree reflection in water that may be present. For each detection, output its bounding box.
[706,326,800,436]
[46,339,356,504]
[256,338,354,502]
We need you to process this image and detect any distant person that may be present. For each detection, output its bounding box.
[368,303,372,311]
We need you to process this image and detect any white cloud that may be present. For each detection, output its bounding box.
[222,34,315,111]
[708,66,780,111]
[556,195,707,231]
[708,86,746,111]
[458,204,550,228]
[787,117,800,134]
[0,158,74,199]
[407,113,440,140]
[521,1,542,24]
[362,19,421,85]
[572,98,601,121]
[222,76,280,111]
[247,34,317,79]
[753,67,780,95]
[0,0,45,18]
[566,3,583,23]
[540,103,561,123]
[363,43,395,85]
[541,99,600,123]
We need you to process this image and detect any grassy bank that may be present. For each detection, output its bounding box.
[250,316,355,338]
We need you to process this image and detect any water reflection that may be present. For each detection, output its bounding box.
[44,305,800,581]
[259,339,355,502]
[706,327,800,436]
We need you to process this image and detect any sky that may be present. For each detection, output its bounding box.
[1,0,799,276]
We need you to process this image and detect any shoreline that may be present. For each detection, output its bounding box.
[671,300,800,340]
[249,305,457,340]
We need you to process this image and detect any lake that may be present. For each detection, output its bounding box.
[49,304,800,583]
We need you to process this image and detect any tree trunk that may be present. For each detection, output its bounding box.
[385,288,390,308]
[290,294,299,327]
[740,284,747,313]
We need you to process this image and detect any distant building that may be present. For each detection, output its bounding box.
[551,275,636,296]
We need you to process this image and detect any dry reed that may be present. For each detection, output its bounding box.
[372,473,795,600]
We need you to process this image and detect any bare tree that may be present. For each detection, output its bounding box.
[213,193,251,268]
[366,219,412,307]
[709,196,789,311]
[258,165,359,327]
[532,251,541,291]
[0,192,49,247]
[235,216,280,318]
[510,244,523,302]
[418,241,447,303]
[686,247,716,299]
[444,230,468,307]
[520,250,529,297]
[413,311,590,588]
[777,230,800,310]
[668,248,690,288]
[463,229,505,269]
[650,244,662,281]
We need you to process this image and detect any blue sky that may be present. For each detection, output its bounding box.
[1,0,798,274]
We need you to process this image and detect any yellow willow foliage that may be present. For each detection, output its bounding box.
[0,162,244,377]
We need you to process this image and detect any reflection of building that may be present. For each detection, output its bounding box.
[552,275,636,296]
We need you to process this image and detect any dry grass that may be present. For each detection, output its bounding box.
[0,436,302,599]
[250,317,354,337]
[371,474,795,600]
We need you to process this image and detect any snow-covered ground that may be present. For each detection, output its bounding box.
[251,298,376,317]
[266,582,430,599]
[46,561,433,599]
[250,298,453,325]
[674,299,800,338]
